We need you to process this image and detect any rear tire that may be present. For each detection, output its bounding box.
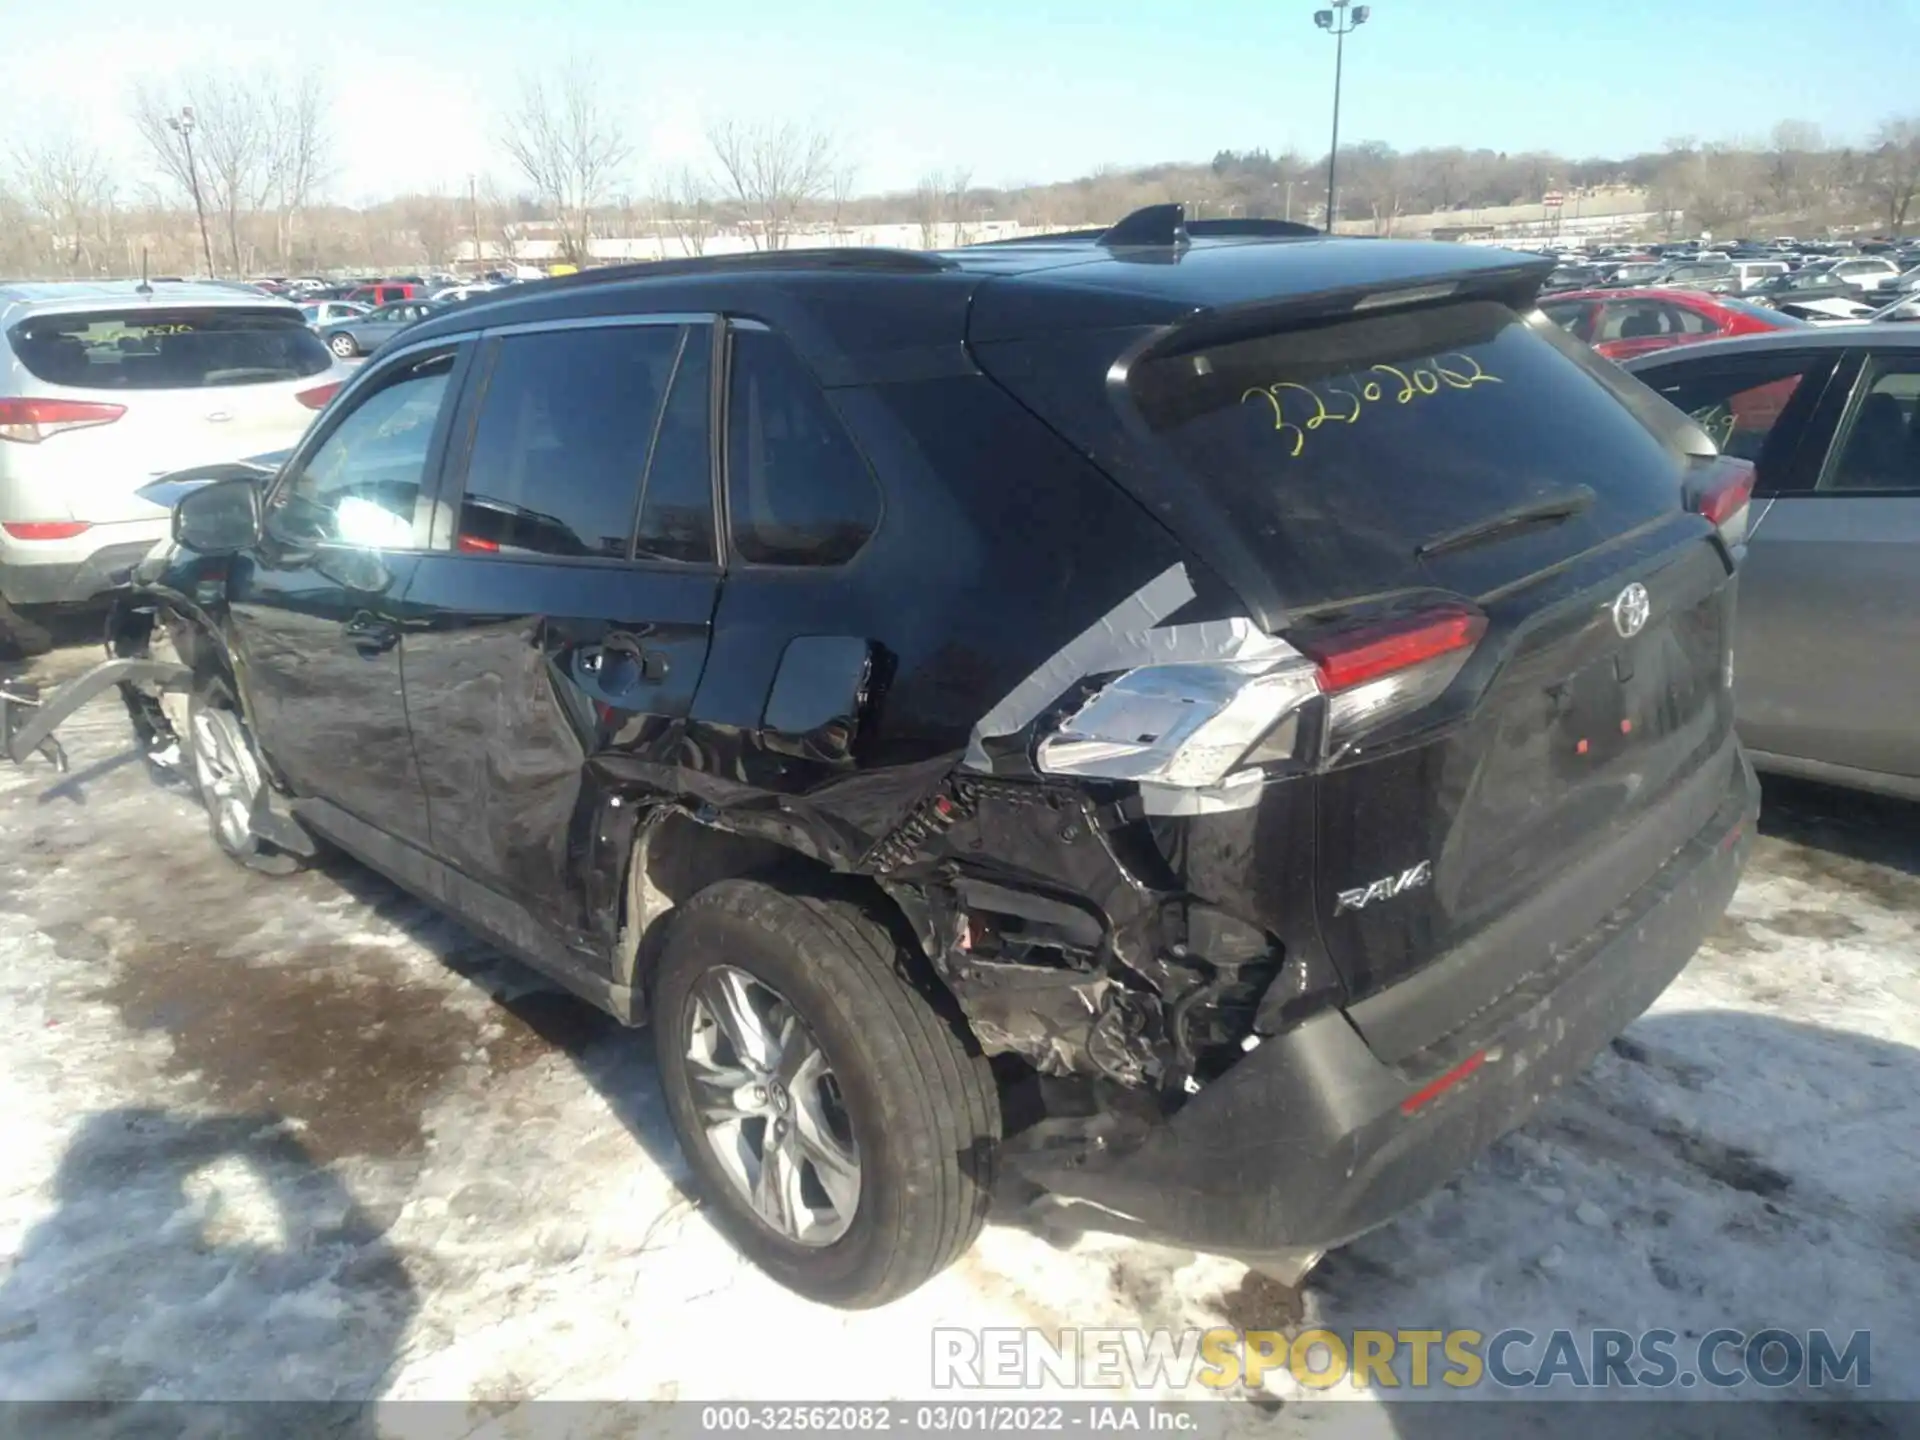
[654,879,999,1308]
[185,674,302,875]
[328,334,358,359]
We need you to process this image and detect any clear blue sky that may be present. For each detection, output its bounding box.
[8,0,1919,202]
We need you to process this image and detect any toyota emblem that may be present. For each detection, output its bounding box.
[1611,583,1651,639]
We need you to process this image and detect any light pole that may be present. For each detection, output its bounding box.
[1313,1,1370,233]
[167,106,216,277]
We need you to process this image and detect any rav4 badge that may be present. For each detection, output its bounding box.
[1335,860,1433,915]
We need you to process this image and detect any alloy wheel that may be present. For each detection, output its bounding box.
[190,706,262,852]
[684,966,861,1247]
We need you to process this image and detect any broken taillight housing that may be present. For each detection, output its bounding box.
[1036,657,1323,789]
[1034,604,1487,789]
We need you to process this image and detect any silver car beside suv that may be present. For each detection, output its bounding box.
[0,281,349,613]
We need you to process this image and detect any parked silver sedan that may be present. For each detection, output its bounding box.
[1628,326,1920,799]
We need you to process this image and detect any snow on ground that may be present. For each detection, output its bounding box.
[0,635,1915,1436]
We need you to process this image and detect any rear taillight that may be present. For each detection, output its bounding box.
[295,381,344,411]
[0,398,127,444]
[1293,605,1487,755]
[1690,455,1756,547]
[1032,603,1486,791]
[2,520,92,541]
[456,534,500,553]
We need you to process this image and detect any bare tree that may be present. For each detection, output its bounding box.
[1765,120,1824,214]
[912,171,945,248]
[945,166,974,246]
[179,76,269,272]
[478,179,526,265]
[12,128,114,274]
[662,166,714,257]
[497,60,632,265]
[132,82,220,273]
[708,119,837,250]
[828,163,857,243]
[264,73,331,269]
[0,181,38,276]
[1859,116,1920,235]
[403,194,458,266]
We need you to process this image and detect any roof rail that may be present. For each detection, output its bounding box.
[521,247,955,292]
[962,228,1110,247]
[963,208,1322,252]
[1186,217,1320,239]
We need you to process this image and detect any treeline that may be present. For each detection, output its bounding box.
[4,59,1918,279]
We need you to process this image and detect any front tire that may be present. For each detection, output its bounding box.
[186,675,301,874]
[654,880,1000,1308]
[328,333,358,359]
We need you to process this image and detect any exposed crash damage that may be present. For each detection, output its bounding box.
[7,218,1759,1306]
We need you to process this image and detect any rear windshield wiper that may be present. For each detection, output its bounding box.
[1415,486,1594,560]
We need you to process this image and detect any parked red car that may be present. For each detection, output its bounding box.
[1540,288,1804,361]
[344,281,422,306]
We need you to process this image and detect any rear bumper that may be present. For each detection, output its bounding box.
[0,522,167,605]
[1012,747,1759,1256]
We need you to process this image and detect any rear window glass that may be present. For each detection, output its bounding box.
[1130,300,1689,603]
[7,309,330,390]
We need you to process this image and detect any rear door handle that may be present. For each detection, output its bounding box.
[344,612,399,656]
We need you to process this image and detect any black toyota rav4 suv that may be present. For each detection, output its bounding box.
[7,207,1759,1307]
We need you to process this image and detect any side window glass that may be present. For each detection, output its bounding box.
[458,325,680,558]
[726,328,880,566]
[633,328,715,564]
[1599,301,1665,342]
[1669,305,1716,335]
[1645,354,1829,484]
[1540,303,1593,343]
[1822,359,1920,494]
[267,350,454,547]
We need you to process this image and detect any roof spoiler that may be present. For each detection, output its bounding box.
[1136,254,1560,361]
[1098,203,1321,250]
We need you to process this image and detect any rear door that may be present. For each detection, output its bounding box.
[400,314,720,944]
[1117,301,1739,1002]
[1629,345,1844,765]
[1732,347,1920,784]
[685,320,887,804]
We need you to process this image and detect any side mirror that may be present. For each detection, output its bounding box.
[172,476,261,555]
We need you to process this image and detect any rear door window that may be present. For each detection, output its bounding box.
[634,328,716,564]
[456,324,682,559]
[7,308,331,390]
[1129,300,1689,604]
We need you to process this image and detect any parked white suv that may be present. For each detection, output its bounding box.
[0,282,349,609]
